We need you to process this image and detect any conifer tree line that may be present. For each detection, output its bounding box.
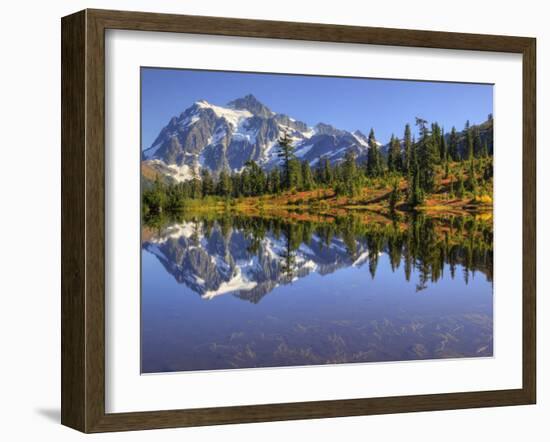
[143,116,493,213]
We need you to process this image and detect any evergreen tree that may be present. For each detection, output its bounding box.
[244,160,266,195]
[455,165,466,198]
[288,158,302,189]
[315,158,323,184]
[465,120,474,160]
[403,123,413,173]
[301,161,314,191]
[267,168,281,194]
[480,140,489,159]
[143,176,168,213]
[389,179,400,213]
[142,114,493,214]
[387,135,395,172]
[231,173,242,197]
[467,158,477,193]
[440,130,449,178]
[430,123,441,163]
[425,136,440,191]
[416,117,429,139]
[366,128,383,177]
[317,156,333,185]
[415,117,438,193]
[166,185,184,210]
[440,128,448,161]
[277,131,296,189]
[216,169,232,197]
[409,163,424,207]
[411,135,417,167]
[240,168,252,196]
[201,168,214,196]
[342,149,360,197]
[449,126,459,161]
[473,126,482,158]
[332,162,343,183]
[483,157,493,181]
[190,167,202,199]
[387,134,402,172]
[448,173,455,198]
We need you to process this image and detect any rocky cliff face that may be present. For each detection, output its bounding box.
[142,94,373,182]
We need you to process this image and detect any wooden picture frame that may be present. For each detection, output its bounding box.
[61,8,536,433]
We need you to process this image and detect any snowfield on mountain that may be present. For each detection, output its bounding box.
[142,94,380,182]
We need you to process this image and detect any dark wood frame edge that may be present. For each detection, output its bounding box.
[61,8,536,433]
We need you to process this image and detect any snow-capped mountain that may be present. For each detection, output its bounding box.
[142,94,376,182]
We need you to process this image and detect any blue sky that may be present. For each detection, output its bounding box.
[141,67,493,150]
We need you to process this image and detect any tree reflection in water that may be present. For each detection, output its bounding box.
[142,210,492,302]
[141,210,493,372]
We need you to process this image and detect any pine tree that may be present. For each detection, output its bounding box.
[425,136,440,191]
[143,176,168,213]
[387,134,402,173]
[483,157,493,181]
[216,169,232,197]
[430,123,441,163]
[267,168,281,194]
[190,167,202,199]
[166,184,185,210]
[389,179,400,213]
[244,160,266,195]
[411,135,417,167]
[201,168,214,196]
[440,128,447,161]
[240,168,252,196]
[277,131,295,189]
[449,126,459,161]
[231,173,242,197]
[448,173,455,198]
[403,123,413,173]
[320,157,333,185]
[465,120,474,161]
[288,158,302,190]
[342,149,360,197]
[455,165,466,198]
[441,130,449,178]
[481,141,489,158]
[301,161,314,191]
[366,128,383,177]
[415,117,438,193]
[467,158,477,193]
[387,135,395,172]
[416,117,429,139]
[409,163,424,207]
[473,126,482,158]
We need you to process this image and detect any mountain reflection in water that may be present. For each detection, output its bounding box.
[141,212,493,373]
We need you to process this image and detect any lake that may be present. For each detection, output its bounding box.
[141,212,493,373]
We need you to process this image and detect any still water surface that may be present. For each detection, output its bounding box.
[141,213,493,373]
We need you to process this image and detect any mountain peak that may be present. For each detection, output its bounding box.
[314,122,343,136]
[194,99,212,107]
[228,94,273,118]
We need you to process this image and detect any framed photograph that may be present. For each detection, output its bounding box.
[61,9,536,433]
